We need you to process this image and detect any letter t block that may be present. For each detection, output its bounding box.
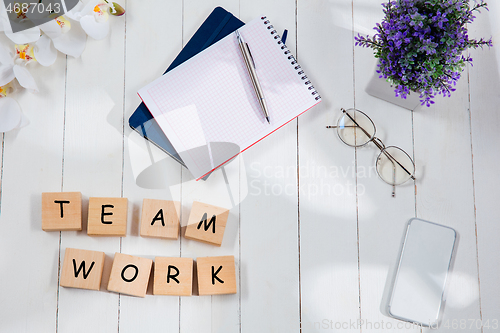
[42,192,82,231]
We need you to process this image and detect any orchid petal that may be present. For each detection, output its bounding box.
[0,65,15,86]
[34,35,57,66]
[18,109,29,128]
[13,64,38,93]
[5,26,41,44]
[51,20,87,57]
[39,19,62,40]
[0,42,14,66]
[0,97,22,132]
[80,15,109,40]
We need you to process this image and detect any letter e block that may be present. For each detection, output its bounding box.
[140,199,180,239]
[197,256,236,295]
[87,197,128,236]
[184,201,229,246]
[42,192,82,231]
[60,248,105,291]
[153,257,193,296]
[107,252,152,297]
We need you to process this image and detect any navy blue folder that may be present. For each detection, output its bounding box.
[129,7,245,166]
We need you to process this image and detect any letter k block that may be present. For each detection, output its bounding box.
[197,256,237,295]
[60,248,105,291]
[184,202,229,246]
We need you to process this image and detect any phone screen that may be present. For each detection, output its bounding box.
[388,218,457,327]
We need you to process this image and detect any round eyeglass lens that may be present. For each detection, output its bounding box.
[336,108,375,147]
[376,146,415,185]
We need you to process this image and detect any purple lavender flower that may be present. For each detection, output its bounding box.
[355,0,492,106]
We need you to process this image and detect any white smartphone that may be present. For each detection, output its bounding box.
[387,218,457,327]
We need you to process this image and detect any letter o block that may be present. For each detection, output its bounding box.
[107,252,153,297]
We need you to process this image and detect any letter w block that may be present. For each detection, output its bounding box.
[60,248,105,291]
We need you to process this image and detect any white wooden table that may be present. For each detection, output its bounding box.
[1,0,499,332]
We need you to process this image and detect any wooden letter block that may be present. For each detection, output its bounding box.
[60,248,105,291]
[197,256,236,296]
[42,192,82,231]
[87,197,128,236]
[140,199,180,239]
[184,201,229,246]
[107,252,152,297]
[153,257,193,296]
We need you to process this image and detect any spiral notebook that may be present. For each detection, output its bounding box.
[138,16,321,180]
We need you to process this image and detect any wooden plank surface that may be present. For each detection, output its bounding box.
[0,1,497,332]
[56,2,126,331]
[297,1,360,332]
[0,38,67,332]
[469,4,500,332]
[119,0,182,331]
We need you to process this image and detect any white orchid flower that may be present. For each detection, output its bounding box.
[0,42,38,93]
[65,0,124,40]
[0,4,87,60]
[0,82,28,133]
[65,0,110,40]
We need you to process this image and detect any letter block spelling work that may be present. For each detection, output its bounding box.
[197,256,237,295]
[42,192,82,231]
[184,201,230,246]
[87,197,128,236]
[107,252,153,298]
[140,199,181,239]
[153,257,193,296]
[60,248,105,291]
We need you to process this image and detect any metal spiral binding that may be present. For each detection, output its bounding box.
[261,16,321,101]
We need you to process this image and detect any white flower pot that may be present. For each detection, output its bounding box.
[365,69,421,110]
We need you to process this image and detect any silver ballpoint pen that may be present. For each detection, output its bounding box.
[236,30,270,124]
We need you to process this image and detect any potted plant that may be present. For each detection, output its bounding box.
[355,0,492,108]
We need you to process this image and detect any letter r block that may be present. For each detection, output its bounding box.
[107,252,153,298]
[184,201,229,246]
[42,192,82,231]
[153,257,193,296]
[60,248,105,291]
[197,256,237,296]
[87,197,128,236]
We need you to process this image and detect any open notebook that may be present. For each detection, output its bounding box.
[138,16,321,180]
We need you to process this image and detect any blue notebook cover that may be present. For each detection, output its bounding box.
[129,7,245,166]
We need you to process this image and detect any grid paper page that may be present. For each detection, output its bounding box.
[139,17,320,179]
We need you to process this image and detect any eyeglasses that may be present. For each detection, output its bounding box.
[326,108,415,197]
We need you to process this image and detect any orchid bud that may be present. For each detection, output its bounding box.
[109,2,125,16]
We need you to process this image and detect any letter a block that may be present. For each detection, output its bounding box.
[87,197,128,236]
[140,199,180,239]
[60,248,105,291]
[107,253,153,297]
[153,257,193,296]
[42,192,82,231]
[197,256,237,295]
[184,201,229,246]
